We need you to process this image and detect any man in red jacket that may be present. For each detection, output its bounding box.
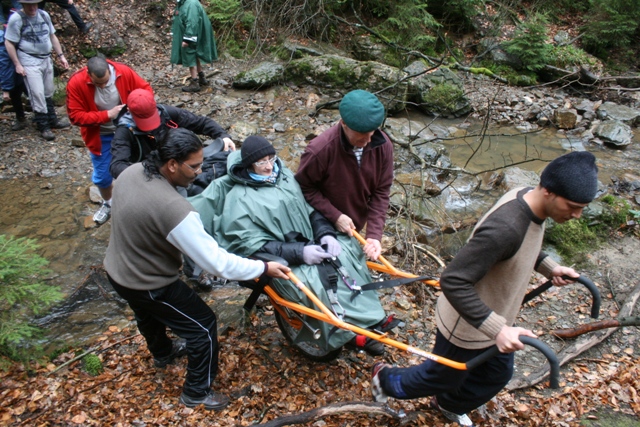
[66,56,152,225]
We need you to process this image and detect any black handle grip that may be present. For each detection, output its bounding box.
[522,275,601,319]
[465,336,560,389]
[519,336,560,389]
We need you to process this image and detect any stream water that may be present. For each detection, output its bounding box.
[1,117,639,351]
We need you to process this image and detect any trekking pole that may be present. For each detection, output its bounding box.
[351,230,439,288]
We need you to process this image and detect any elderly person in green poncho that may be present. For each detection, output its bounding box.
[170,0,218,93]
[189,136,404,356]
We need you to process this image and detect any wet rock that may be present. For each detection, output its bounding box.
[595,120,633,147]
[501,167,540,191]
[89,186,102,204]
[229,121,261,142]
[384,117,437,143]
[596,101,640,126]
[233,62,284,89]
[554,108,578,129]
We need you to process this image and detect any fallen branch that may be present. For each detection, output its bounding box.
[257,401,415,426]
[550,316,640,339]
[506,281,640,390]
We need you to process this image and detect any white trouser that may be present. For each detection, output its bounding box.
[22,56,54,114]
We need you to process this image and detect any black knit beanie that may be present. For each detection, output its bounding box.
[241,135,276,167]
[540,151,599,203]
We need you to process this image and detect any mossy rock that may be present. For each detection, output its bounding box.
[283,54,408,113]
[232,62,284,89]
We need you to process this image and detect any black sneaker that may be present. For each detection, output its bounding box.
[153,338,187,368]
[180,390,229,411]
[81,22,93,34]
[346,334,385,356]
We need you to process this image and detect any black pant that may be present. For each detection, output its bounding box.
[380,330,514,415]
[108,275,219,397]
[40,0,87,30]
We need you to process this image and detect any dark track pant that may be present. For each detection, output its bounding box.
[380,330,514,415]
[108,275,219,397]
[41,0,87,30]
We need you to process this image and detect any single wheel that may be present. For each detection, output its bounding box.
[274,308,342,362]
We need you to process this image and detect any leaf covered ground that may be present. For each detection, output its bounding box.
[1,298,639,427]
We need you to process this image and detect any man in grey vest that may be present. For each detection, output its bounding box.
[4,0,69,140]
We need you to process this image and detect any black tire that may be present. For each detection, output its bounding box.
[274,309,342,362]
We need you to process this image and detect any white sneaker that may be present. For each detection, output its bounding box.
[431,397,474,426]
[93,202,111,225]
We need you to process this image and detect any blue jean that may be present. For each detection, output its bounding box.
[108,275,220,397]
[90,134,114,189]
[379,330,514,415]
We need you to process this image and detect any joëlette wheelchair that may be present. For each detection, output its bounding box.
[240,231,601,389]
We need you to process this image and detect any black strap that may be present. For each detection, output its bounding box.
[316,261,338,294]
[239,277,269,312]
[359,275,435,291]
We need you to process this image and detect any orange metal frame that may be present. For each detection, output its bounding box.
[261,233,482,371]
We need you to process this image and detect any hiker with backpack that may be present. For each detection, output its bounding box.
[4,0,70,141]
[0,3,28,132]
[66,56,153,225]
[189,136,403,356]
[109,88,235,181]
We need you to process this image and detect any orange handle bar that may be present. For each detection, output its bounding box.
[352,230,439,288]
[277,271,467,370]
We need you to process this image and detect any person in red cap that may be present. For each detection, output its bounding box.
[66,56,152,225]
[110,88,235,180]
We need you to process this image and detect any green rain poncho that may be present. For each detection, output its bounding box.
[170,0,218,66]
[189,151,385,351]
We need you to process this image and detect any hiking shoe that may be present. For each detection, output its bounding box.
[81,22,93,34]
[182,77,201,93]
[93,202,111,225]
[41,128,55,141]
[431,397,475,427]
[347,334,385,356]
[153,338,187,368]
[193,272,223,292]
[50,118,70,129]
[11,117,27,131]
[371,362,391,403]
[373,314,405,333]
[198,71,208,86]
[180,390,229,411]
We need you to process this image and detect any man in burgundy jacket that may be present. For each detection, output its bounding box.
[295,89,393,260]
[66,57,152,225]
